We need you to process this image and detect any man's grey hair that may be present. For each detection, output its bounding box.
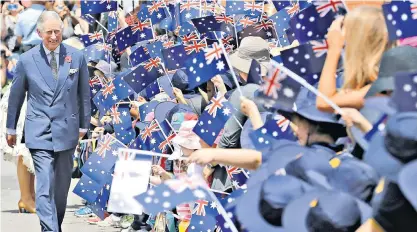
[37,11,64,32]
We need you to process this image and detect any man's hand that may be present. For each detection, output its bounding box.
[6,134,16,148]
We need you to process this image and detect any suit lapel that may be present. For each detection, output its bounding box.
[33,46,55,92]
[52,44,72,103]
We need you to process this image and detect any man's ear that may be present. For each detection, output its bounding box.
[36,29,41,37]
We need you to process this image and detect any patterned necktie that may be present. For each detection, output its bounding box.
[50,52,58,80]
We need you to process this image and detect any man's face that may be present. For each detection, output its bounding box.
[38,19,63,51]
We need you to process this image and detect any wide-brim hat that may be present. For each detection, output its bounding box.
[366,46,417,97]
[399,160,417,211]
[283,190,372,232]
[245,141,311,188]
[229,36,271,76]
[363,113,417,181]
[236,175,313,232]
[154,101,178,126]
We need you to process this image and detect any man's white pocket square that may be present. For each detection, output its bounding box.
[69,69,79,75]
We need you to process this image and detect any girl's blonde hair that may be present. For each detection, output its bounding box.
[342,6,394,90]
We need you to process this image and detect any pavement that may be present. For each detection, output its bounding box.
[1,158,119,232]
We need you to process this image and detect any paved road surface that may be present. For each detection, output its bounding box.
[1,158,119,232]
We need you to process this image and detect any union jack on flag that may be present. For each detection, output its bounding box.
[254,19,275,32]
[140,120,160,141]
[180,0,200,12]
[180,31,200,44]
[226,166,242,179]
[204,42,223,64]
[165,174,208,193]
[313,0,345,17]
[215,14,234,25]
[158,130,176,153]
[143,57,162,72]
[286,2,301,17]
[95,43,112,52]
[184,39,207,55]
[310,39,329,58]
[192,199,209,216]
[147,0,165,14]
[276,114,291,131]
[89,30,104,41]
[131,19,152,34]
[239,16,257,28]
[110,105,122,124]
[205,94,227,118]
[101,82,116,99]
[244,1,264,13]
[261,68,286,99]
[96,134,117,157]
[411,0,417,19]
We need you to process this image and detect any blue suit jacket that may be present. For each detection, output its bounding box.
[6,44,91,152]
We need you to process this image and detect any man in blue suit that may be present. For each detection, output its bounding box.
[6,11,90,232]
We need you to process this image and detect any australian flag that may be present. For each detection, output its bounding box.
[137,1,167,24]
[226,166,250,189]
[145,41,164,59]
[280,42,327,77]
[134,174,209,215]
[80,31,104,47]
[249,114,297,150]
[107,11,118,32]
[269,9,291,38]
[185,42,230,89]
[289,4,339,43]
[110,104,135,145]
[247,59,263,85]
[382,0,417,40]
[80,134,126,184]
[130,46,151,67]
[81,0,117,15]
[179,0,200,22]
[189,199,218,232]
[392,70,417,112]
[83,42,111,63]
[93,77,135,115]
[121,61,163,94]
[191,15,235,36]
[256,61,302,112]
[226,0,264,17]
[115,26,137,51]
[162,44,190,71]
[89,177,112,219]
[73,174,104,203]
[131,19,154,42]
[193,94,236,146]
[237,19,277,42]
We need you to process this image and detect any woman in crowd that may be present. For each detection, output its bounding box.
[316,6,396,112]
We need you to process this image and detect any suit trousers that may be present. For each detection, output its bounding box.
[30,148,75,232]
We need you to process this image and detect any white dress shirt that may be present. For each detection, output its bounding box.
[7,43,88,136]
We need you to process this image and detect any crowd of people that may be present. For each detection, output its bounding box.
[1,0,417,232]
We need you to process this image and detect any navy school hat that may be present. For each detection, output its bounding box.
[154,101,178,125]
[398,160,417,211]
[283,151,333,183]
[364,112,417,181]
[245,141,311,188]
[283,190,372,232]
[363,96,397,116]
[371,177,417,231]
[305,156,379,203]
[277,87,347,135]
[236,174,314,232]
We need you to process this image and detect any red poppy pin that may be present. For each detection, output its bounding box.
[65,56,72,63]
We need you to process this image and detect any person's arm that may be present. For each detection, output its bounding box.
[240,96,263,130]
[188,148,262,170]
[6,59,27,146]
[78,55,91,139]
[317,17,357,112]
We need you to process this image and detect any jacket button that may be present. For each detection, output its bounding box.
[43,91,46,94]
[67,88,70,92]
[65,118,67,122]
[64,103,66,107]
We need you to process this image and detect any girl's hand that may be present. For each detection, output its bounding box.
[188,150,214,166]
[211,75,227,96]
[326,17,345,52]
[340,108,372,133]
[240,96,258,118]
